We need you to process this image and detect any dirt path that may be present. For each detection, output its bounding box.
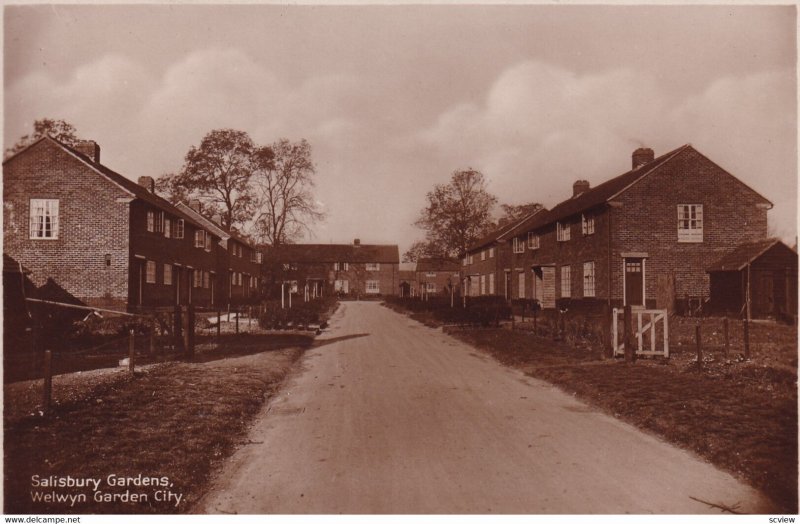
[196,301,776,514]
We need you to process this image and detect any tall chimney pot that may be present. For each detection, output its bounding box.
[572,180,590,197]
[137,176,155,193]
[73,140,100,163]
[632,147,655,169]
[354,238,361,246]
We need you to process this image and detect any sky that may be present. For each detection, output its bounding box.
[4,4,797,254]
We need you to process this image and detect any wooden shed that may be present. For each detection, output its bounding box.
[707,239,798,321]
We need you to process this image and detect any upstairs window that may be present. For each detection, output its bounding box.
[582,214,595,236]
[489,247,495,258]
[146,211,155,232]
[175,219,185,239]
[468,255,474,264]
[527,232,540,250]
[204,231,212,252]
[512,237,525,253]
[29,199,59,239]
[481,250,486,261]
[366,263,380,271]
[462,257,467,267]
[195,230,205,248]
[255,252,263,264]
[557,221,571,242]
[164,218,171,238]
[334,262,339,271]
[678,204,703,243]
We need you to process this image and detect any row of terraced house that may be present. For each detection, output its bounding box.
[461,145,797,321]
[3,137,401,314]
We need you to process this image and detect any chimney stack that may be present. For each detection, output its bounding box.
[354,238,361,246]
[572,180,590,197]
[73,140,100,163]
[632,147,655,169]
[137,176,155,193]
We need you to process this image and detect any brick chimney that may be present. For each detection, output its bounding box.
[73,140,100,163]
[573,180,590,197]
[137,176,155,193]
[354,238,361,246]
[632,147,655,169]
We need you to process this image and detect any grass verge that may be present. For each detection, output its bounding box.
[450,327,798,513]
[4,334,313,514]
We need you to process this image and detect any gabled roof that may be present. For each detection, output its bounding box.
[496,207,550,242]
[265,243,400,264]
[416,257,460,272]
[466,213,532,253]
[707,239,797,272]
[8,136,216,238]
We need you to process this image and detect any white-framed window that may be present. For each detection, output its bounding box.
[582,214,595,236]
[193,270,202,288]
[334,279,349,293]
[147,210,155,232]
[489,247,495,258]
[175,219,184,239]
[518,272,526,299]
[156,211,164,233]
[145,260,157,284]
[462,257,468,267]
[426,282,436,293]
[334,262,340,271]
[426,272,436,278]
[481,250,486,261]
[678,204,703,243]
[256,252,263,264]
[469,255,474,264]
[29,199,59,239]
[512,237,525,253]
[557,221,571,242]
[164,217,171,238]
[583,261,595,297]
[204,231,212,252]
[163,264,173,286]
[489,273,495,294]
[366,280,380,294]
[231,272,237,286]
[203,271,210,289]
[561,265,571,298]
[195,230,205,248]
[480,275,486,295]
[528,232,540,250]
[366,263,380,271]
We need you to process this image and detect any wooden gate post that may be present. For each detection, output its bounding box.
[174,305,184,351]
[42,350,53,414]
[186,304,195,358]
[743,318,751,360]
[723,317,730,360]
[623,305,635,363]
[695,323,703,369]
[235,307,240,334]
[129,329,135,374]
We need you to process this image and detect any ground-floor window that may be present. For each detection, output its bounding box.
[489,273,495,294]
[518,272,526,299]
[561,265,571,298]
[583,261,595,297]
[480,275,486,295]
[366,280,380,294]
[335,279,349,293]
[145,260,156,284]
[426,282,436,293]
[163,264,172,286]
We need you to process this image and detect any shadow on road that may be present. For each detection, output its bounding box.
[312,333,370,349]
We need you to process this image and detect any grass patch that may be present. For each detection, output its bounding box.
[4,336,309,514]
[450,327,798,513]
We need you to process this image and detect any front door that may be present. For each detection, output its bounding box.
[625,258,644,307]
[533,267,544,303]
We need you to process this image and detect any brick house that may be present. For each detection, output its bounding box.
[264,239,400,297]
[176,202,263,308]
[3,137,222,311]
[415,258,461,296]
[503,145,771,310]
[461,210,545,298]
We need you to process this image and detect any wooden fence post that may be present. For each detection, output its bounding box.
[174,305,183,351]
[235,307,240,334]
[149,316,156,355]
[186,304,195,358]
[723,317,730,360]
[695,323,703,369]
[42,350,52,414]
[743,318,750,360]
[623,305,635,363]
[129,328,135,374]
[217,310,222,340]
[533,305,538,335]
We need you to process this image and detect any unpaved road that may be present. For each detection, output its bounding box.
[197,301,776,514]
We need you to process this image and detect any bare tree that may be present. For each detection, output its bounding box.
[498,202,544,226]
[413,169,497,257]
[251,138,325,245]
[6,118,79,157]
[402,240,447,263]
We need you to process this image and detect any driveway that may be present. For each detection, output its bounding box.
[196,301,775,514]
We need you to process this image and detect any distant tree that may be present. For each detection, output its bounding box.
[176,129,256,230]
[154,172,191,205]
[413,169,497,258]
[402,240,447,263]
[498,202,544,226]
[251,138,325,246]
[6,118,79,157]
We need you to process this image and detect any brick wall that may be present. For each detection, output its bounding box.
[462,243,508,296]
[3,140,131,308]
[612,147,769,305]
[335,263,398,296]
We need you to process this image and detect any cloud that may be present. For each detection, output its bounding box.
[418,60,796,241]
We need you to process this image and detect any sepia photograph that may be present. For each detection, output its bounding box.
[2,2,798,518]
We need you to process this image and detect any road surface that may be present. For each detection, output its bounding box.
[197,301,775,514]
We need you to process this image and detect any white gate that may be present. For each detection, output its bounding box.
[612,308,669,358]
